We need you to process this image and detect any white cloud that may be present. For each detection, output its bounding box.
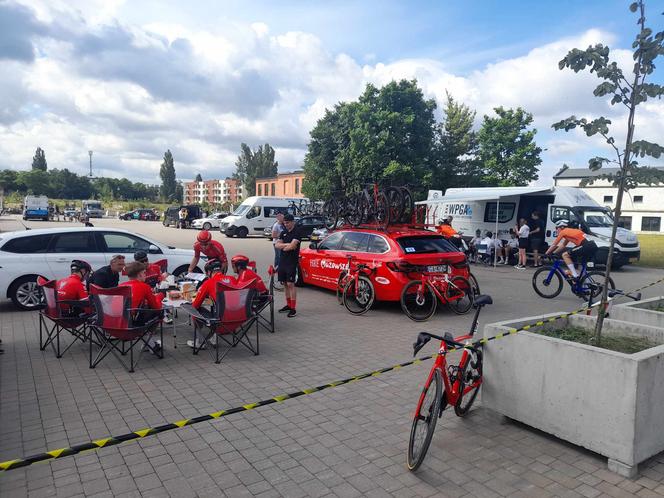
[0,2,662,189]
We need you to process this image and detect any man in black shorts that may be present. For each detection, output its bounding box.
[274,213,302,317]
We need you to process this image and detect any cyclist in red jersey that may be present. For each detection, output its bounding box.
[188,230,228,274]
[56,259,92,315]
[119,262,164,354]
[231,254,268,294]
[134,251,167,283]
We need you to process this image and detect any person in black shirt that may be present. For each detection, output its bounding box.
[274,214,301,317]
[89,254,125,288]
[528,211,545,267]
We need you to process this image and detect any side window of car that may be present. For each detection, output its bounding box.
[1,234,53,254]
[339,232,370,252]
[51,233,96,253]
[102,233,151,252]
[318,232,344,251]
[246,206,262,219]
[367,235,389,253]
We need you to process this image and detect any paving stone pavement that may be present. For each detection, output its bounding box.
[2,262,664,498]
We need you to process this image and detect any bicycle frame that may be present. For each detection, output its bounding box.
[544,259,592,295]
[339,255,375,297]
[413,272,464,305]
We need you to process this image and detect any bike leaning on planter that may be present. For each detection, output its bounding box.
[406,294,493,471]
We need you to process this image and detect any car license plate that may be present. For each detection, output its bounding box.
[629,257,639,262]
[427,265,448,273]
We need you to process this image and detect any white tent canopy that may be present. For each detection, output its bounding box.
[421,186,553,203]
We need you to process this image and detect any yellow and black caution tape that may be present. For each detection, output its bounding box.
[2,275,662,473]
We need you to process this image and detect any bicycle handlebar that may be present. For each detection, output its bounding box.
[412,332,473,357]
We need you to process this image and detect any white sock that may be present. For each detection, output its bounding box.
[566,263,578,277]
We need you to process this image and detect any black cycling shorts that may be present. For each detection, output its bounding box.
[278,265,297,283]
[568,240,598,263]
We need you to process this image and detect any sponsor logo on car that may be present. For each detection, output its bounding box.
[320,259,349,271]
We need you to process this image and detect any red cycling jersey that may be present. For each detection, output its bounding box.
[119,279,164,311]
[57,274,88,301]
[192,273,238,309]
[194,240,227,265]
[237,268,268,294]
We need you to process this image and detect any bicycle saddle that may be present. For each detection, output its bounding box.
[412,332,431,356]
[473,295,493,308]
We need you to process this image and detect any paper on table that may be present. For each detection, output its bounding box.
[185,272,206,282]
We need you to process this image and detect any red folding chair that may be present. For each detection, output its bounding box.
[253,265,274,334]
[88,284,164,373]
[37,277,92,358]
[181,279,259,364]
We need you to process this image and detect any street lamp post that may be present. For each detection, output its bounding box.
[88,150,93,177]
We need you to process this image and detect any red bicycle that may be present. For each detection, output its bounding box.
[401,269,474,321]
[336,255,376,315]
[407,294,493,471]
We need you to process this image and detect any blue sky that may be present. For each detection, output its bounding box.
[0,0,662,185]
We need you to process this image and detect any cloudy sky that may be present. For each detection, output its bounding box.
[1,0,662,186]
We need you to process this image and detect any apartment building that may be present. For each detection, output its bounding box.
[553,166,664,233]
[255,170,305,198]
[183,178,243,205]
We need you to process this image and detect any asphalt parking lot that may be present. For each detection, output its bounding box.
[2,215,664,497]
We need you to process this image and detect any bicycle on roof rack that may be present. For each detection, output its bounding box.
[407,294,493,471]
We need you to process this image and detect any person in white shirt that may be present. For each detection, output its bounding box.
[515,218,530,269]
[271,211,285,268]
[500,231,519,265]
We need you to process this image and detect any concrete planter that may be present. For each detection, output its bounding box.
[482,312,664,478]
[611,296,664,331]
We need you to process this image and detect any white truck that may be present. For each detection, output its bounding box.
[422,186,641,268]
[219,196,306,238]
[23,195,50,221]
[82,200,104,218]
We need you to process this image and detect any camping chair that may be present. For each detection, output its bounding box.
[181,279,259,364]
[250,263,274,334]
[88,284,164,373]
[476,244,492,265]
[37,277,93,358]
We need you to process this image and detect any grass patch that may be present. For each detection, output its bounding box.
[636,234,664,269]
[533,326,659,354]
[654,305,664,313]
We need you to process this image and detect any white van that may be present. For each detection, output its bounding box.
[219,196,307,238]
[82,199,104,218]
[422,186,640,268]
[23,195,49,221]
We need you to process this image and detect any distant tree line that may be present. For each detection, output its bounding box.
[303,80,543,200]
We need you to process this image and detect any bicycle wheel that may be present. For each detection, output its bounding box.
[446,276,474,315]
[454,348,483,417]
[343,275,375,315]
[532,266,564,299]
[468,273,481,297]
[384,187,403,224]
[346,193,365,227]
[323,199,339,230]
[580,271,615,298]
[374,191,390,228]
[401,280,437,321]
[400,187,414,224]
[336,271,347,305]
[407,368,442,471]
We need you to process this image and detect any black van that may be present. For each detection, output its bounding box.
[163,205,202,228]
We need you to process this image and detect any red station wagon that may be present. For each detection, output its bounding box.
[299,227,470,302]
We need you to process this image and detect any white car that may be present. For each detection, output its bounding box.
[0,227,198,310]
[191,213,228,231]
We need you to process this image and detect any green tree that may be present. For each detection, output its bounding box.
[194,173,203,182]
[234,143,278,196]
[303,79,437,199]
[0,170,19,191]
[159,150,177,201]
[31,147,47,171]
[16,169,50,195]
[553,0,664,342]
[477,107,542,186]
[431,92,482,190]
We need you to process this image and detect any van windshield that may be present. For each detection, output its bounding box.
[233,204,251,216]
[573,207,614,228]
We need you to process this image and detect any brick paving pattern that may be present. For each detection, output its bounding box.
[2,264,664,497]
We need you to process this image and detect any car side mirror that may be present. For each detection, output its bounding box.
[148,244,160,254]
[309,241,319,250]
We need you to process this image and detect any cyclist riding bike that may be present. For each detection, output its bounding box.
[544,220,598,280]
[188,230,228,274]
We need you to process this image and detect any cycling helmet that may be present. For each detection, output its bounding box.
[555,219,569,228]
[133,250,148,262]
[70,259,92,273]
[197,230,212,243]
[568,220,580,229]
[231,254,249,265]
[204,258,222,273]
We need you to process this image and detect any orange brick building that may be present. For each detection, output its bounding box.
[255,170,305,198]
[183,178,243,205]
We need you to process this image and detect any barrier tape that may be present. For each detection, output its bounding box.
[2,274,662,473]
